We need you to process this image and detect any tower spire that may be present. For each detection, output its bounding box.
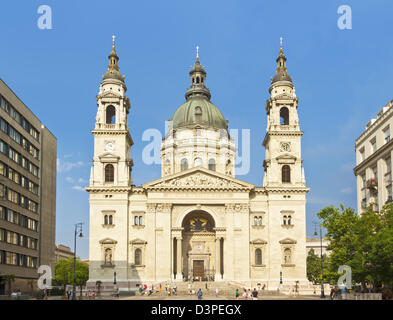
[102,35,124,81]
[196,45,199,61]
[270,37,292,85]
[186,46,211,100]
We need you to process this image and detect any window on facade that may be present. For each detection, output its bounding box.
[139,216,143,226]
[195,106,202,122]
[134,216,139,225]
[284,248,291,264]
[255,248,262,265]
[208,159,216,171]
[135,248,142,265]
[254,216,258,226]
[104,248,112,265]
[181,158,188,171]
[280,107,289,125]
[109,215,113,225]
[287,215,292,225]
[105,164,114,182]
[194,157,202,167]
[384,127,390,144]
[282,165,291,183]
[104,215,108,225]
[258,216,262,226]
[283,215,287,225]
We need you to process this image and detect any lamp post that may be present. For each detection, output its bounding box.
[72,222,83,300]
[314,224,325,299]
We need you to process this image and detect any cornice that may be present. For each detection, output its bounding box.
[86,186,132,193]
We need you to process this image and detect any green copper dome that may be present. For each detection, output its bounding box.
[171,52,228,130]
[172,97,228,130]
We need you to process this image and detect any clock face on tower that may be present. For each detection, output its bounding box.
[280,142,291,152]
[105,142,115,152]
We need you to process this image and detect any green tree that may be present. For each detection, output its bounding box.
[55,257,89,296]
[317,203,393,291]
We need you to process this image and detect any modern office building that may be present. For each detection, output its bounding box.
[354,99,393,214]
[0,79,57,294]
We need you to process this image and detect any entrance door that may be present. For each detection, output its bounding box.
[193,260,204,279]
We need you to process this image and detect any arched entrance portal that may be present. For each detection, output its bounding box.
[177,210,220,281]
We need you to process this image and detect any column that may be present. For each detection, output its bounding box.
[172,237,176,280]
[215,237,221,281]
[176,237,182,280]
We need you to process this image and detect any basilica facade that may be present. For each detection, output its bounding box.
[86,38,310,291]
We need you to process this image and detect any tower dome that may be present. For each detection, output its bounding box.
[171,47,228,130]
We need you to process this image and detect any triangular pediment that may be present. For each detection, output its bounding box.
[130,238,147,245]
[279,237,297,244]
[143,167,254,191]
[250,238,267,244]
[101,91,121,99]
[98,152,120,162]
[274,93,294,101]
[276,153,297,164]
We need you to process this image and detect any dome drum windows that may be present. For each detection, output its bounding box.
[181,158,188,171]
[208,158,216,171]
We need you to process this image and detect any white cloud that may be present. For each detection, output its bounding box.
[57,158,84,173]
[72,186,85,192]
[78,178,87,183]
[340,187,352,194]
[65,177,74,183]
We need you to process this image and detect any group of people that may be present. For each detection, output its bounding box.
[138,283,177,296]
[235,288,259,300]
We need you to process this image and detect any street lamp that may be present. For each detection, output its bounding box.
[314,223,326,299]
[72,222,83,300]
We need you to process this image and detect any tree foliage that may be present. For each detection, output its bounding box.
[317,203,393,290]
[54,257,89,289]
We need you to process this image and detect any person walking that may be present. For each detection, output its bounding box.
[235,288,239,299]
[197,288,203,300]
[242,289,247,300]
[252,288,258,300]
[247,289,252,299]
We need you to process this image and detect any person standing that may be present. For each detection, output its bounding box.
[235,288,239,299]
[197,288,203,300]
[247,289,252,299]
[242,289,247,300]
[252,288,258,300]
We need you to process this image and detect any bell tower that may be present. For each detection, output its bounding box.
[90,36,133,187]
[263,38,306,188]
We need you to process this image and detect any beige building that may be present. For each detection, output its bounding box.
[0,79,57,294]
[54,244,74,262]
[354,99,393,214]
[87,39,310,292]
[306,237,330,256]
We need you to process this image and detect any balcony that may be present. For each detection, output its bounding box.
[366,178,378,192]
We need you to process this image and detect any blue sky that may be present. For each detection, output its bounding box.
[1,0,392,259]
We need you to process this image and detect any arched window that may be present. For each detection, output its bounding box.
[283,215,287,225]
[104,248,112,265]
[181,158,188,171]
[194,157,202,167]
[280,107,289,125]
[104,215,108,225]
[196,77,200,84]
[109,215,113,225]
[287,215,292,225]
[255,248,262,265]
[208,159,216,171]
[105,164,114,182]
[139,216,143,226]
[134,216,139,226]
[284,248,291,264]
[254,216,258,226]
[201,77,204,83]
[258,216,262,226]
[106,105,116,124]
[282,165,290,183]
[135,248,142,265]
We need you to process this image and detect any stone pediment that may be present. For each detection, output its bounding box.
[273,93,294,101]
[279,237,297,244]
[250,239,267,244]
[143,167,254,191]
[99,238,117,244]
[130,238,147,245]
[100,91,121,99]
[98,152,120,162]
[276,153,297,164]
